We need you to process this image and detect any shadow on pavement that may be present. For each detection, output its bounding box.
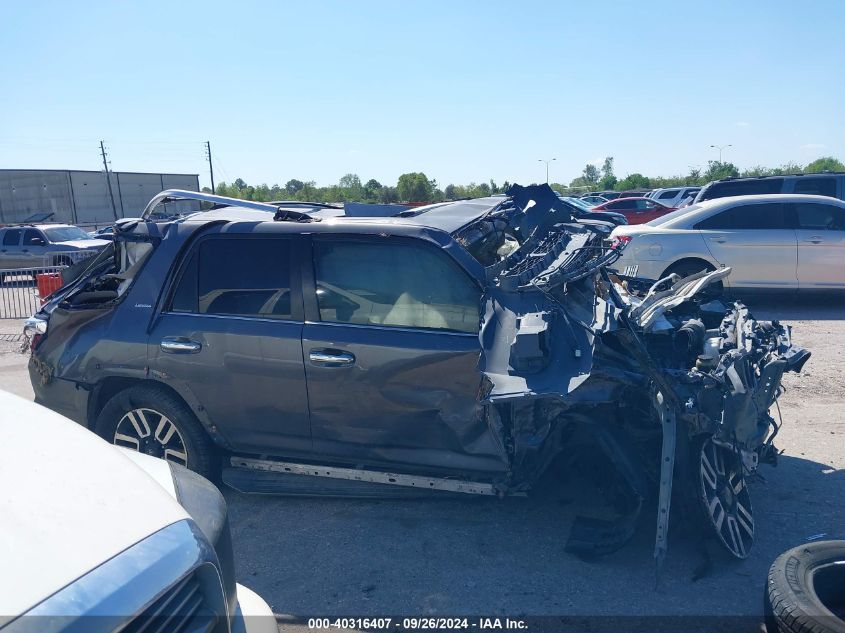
[738,294,845,321]
[224,445,843,620]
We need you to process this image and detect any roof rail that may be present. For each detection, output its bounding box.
[141,189,320,222]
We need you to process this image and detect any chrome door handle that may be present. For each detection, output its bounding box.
[803,236,823,244]
[309,349,355,367]
[160,337,202,353]
[709,237,727,244]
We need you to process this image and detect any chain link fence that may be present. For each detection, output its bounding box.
[0,250,98,319]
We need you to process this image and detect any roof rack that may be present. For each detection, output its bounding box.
[141,189,321,222]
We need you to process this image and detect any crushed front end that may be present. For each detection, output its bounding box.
[467,184,810,565]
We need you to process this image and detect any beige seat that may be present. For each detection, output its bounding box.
[382,292,450,330]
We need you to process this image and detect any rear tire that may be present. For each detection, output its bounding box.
[663,259,723,295]
[765,540,845,633]
[95,383,217,479]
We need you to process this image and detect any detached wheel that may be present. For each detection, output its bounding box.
[697,438,754,558]
[96,384,216,479]
[766,541,845,633]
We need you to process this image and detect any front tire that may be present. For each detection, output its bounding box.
[96,383,217,479]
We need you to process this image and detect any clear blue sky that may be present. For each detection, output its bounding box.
[2,0,843,190]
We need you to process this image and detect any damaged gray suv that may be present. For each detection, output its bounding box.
[26,184,809,566]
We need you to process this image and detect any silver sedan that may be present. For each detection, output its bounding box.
[610,194,845,291]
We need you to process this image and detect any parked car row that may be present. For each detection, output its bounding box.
[612,193,845,292]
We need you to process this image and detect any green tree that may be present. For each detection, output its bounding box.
[364,179,382,201]
[338,173,363,200]
[378,186,399,203]
[804,157,845,173]
[285,179,305,196]
[397,172,434,202]
[616,173,651,190]
[582,163,600,185]
[703,161,740,181]
[598,157,617,190]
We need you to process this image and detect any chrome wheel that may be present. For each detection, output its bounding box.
[699,439,754,558]
[114,408,188,466]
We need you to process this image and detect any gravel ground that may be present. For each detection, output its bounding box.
[1,296,843,630]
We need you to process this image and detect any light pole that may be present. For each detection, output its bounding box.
[538,158,556,183]
[709,144,732,163]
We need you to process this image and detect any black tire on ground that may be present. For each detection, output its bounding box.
[95,383,217,479]
[765,540,845,633]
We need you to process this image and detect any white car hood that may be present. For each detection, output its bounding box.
[55,239,110,250]
[0,391,188,617]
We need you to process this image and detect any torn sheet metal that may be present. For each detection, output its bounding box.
[468,183,810,565]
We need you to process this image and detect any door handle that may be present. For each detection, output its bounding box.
[708,237,727,244]
[160,337,202,353]
[309,348,355,367]
[803,236,823,244]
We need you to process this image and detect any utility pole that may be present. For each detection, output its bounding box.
[99,140,118,220]
[205,141,215,193]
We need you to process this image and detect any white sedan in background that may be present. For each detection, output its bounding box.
[611,194,845,292]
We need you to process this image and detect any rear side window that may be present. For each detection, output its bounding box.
[699,179,784,201]
[2,229,21,246]
[793,177,837,197]
[793,203,845,230]
[657,190,680,200]
[313,240,479,333]
[696,203,790,230]
[170,238,293,319]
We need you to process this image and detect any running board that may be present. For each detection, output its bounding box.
[225,457,497,497]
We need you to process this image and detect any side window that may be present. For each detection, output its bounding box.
[701,178,784,201]
[696,203,789,230]
[23,229,46,246]
[313,240,480,334]
[794,203,845,231]
[169,238,293,318]
[2,229,21,246]
[658,190,679,200]
[793,177,837,197]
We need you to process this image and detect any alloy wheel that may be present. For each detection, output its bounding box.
[698,438,754,558]
[113,407,188,466]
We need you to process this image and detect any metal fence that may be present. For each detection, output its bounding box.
[0,250,98,319]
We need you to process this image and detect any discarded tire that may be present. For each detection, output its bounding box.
[765,540,845,633]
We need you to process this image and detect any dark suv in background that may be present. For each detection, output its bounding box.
[25,184,807,563]
[694,172,845,203]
